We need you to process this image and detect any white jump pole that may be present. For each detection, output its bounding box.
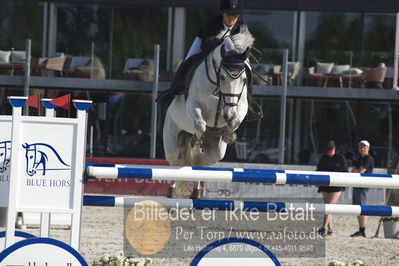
[83,195,399,218]
[86,165,399,189]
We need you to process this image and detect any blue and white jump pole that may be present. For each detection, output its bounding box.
[86,165,399,189]
[82,195,399,218]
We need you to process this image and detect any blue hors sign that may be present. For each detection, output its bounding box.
[22,142,72,190]
[22,142,71,177]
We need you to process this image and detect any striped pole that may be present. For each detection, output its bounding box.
[85,165,399,189]
[82,195,399,217]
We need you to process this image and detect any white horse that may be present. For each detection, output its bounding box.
[163,26,254,198]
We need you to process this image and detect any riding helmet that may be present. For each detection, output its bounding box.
[220,0,243,14]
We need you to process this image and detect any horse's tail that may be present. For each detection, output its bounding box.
[190,143,203,167]
[177,131,192,166]
[177,131,203,167]
[34,143,70,167]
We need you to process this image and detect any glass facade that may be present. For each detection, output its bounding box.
[363,13,396,67]
[111,6,168,78]
[245,10,295,63]
[0,1,42,53]
[304,12,362,66]
[87,91,165,158]
[184,8,217,54]
[289,99,399,168]
[0,1,398,168]
[56,4,169,79]
[304,11,396,68]
[0,0,42,76]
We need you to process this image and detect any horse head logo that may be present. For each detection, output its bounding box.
[22,143,70,177]
[0,141,11,173]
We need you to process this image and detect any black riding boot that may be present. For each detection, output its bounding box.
[156,88,176,107]
[156,54,202,107]
[156,74,185,107]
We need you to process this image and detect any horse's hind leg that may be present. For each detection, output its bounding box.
[190,182,202,199]
[198,137,228,166]
[189,152,204,199]
[163,112,197,198]
[163,112,183,198]
[188,137,228,199]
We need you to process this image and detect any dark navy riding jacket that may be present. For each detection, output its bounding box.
[197,15,246,55]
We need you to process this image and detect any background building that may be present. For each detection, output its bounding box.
[1,0,399,168]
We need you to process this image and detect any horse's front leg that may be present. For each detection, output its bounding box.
[223,100,248,144]
[227,116,241,132]
[187,100,206,142]
[220,105,239,144]
[230,97,248,130]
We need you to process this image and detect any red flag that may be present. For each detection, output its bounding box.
[51,94,71,117]
[51,94,71,111]
[26,94,40,109]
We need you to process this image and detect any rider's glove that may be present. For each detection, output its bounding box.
[202,37,222,54]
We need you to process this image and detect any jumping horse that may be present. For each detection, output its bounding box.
[163,26,254,198]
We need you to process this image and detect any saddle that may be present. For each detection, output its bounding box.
[171,53,204,98]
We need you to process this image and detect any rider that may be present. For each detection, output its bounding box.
[157,0,263,122]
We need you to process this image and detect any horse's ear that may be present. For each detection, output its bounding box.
[240,47,250,61]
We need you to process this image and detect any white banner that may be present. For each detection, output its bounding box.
[4,97,91,251]
[0,115,11,207]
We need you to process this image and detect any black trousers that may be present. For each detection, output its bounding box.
[170,53,204,95]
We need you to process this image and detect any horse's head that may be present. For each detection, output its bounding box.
[23,143,37,176]
[0,141,11,173]
[214,25,254,124]
[219,46,250,122]
[212,26,255,124]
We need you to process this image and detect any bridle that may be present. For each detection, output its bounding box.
[204,48,247,128]
[205,48,247,107]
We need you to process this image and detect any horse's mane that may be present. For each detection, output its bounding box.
[217,25,255,53]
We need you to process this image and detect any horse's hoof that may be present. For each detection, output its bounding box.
[190,188,202,199]
[222,133,237,144]
[167,187,176,198]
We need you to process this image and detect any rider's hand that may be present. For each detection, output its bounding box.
[202,37,222,54]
